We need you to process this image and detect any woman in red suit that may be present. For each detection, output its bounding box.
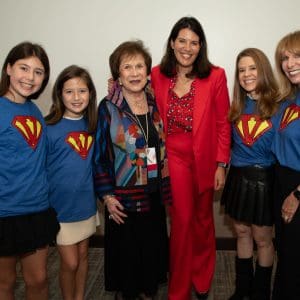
[151,16,231,300]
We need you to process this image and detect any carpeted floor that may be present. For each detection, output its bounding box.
[15,248,240,299]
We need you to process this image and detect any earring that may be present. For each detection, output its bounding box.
[118,79,122,86]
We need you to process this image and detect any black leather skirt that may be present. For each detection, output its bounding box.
[0,208,60,256]
[221,165,274,226]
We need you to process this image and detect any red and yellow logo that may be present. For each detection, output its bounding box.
[235,114,272,146]
[12,116,42,150]
[65,131,93,159]
[280,104,300,130]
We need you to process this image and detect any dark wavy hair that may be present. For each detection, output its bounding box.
[160,16,212,78]
[0,41,50,99]
[45,65,97,133]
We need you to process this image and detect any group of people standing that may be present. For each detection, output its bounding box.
[0,14,299,300]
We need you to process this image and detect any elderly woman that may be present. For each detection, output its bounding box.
[94,40,171,300]
[271,30,300,300]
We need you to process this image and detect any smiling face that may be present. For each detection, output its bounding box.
[281,50,300,86]
[238,56,258,98]
[118,54,148,96]
[171,28,201,73]
[6,56,45,103]
[62,77,90,118]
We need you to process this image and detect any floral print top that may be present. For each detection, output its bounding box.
[167,77,195,135]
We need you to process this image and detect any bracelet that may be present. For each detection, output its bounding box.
[217,162,228,168]
[103,194,115,205]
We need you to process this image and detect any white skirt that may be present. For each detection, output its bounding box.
[56,212,100,246]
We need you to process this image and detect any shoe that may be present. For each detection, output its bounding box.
[138,294,154,300]
[115,292,122,300]
[195,292,209,299]
[114,292,136,300]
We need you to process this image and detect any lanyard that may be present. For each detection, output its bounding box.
[134,113,149,145]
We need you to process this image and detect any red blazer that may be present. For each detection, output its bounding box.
[151,65,231,193]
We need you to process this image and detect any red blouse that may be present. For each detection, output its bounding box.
[167,77,195,135]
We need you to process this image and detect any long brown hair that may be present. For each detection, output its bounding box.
[0,41,50,99]
[275,30,300,100]
[45,65,97,133]
[229,48,280,122]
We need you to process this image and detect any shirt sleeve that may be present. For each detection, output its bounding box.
[214,68,231,164]
[93,100,115,199]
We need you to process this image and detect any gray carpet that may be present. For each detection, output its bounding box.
[15,248,238,299]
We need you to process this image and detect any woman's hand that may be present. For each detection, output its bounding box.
[103,195,127,224]
[214,166,226,191]
[281,192,299,223]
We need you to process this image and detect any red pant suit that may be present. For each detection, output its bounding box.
[151,65,231,300]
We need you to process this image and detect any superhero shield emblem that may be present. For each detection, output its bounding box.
[12,116,42,150]
[280,104,300,130]
[235,114,272,146]
[65,131,93,159]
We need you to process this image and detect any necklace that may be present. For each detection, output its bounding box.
[133,98,146,108]
[125,93,148,114]
[134,113,149,145]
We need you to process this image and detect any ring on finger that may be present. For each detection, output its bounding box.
[109,214,113,220]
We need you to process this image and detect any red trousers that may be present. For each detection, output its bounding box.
[167,133,216,300]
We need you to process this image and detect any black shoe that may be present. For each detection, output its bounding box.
[115,292,121,300]
[115,292,136,300]
[195,292,209,299]
[138,294,154,300]
[228,294,250,300]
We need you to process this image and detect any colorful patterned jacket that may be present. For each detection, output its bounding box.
[94,85,171,212]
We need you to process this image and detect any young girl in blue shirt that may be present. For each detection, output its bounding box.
[0,42,60,299]
[221,48,281,300]
[45,65,98,300]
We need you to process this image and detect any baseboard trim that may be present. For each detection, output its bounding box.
[216,237,236,250]
[89,235,237,250]
[89,235,104,248]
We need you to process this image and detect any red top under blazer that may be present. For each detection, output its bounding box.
[151,65,231,193]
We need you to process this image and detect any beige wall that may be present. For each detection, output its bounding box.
[1,0,299,102]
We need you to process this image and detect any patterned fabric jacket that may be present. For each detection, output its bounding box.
[94,85,171,212]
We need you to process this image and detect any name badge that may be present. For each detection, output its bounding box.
[146,147,158,178]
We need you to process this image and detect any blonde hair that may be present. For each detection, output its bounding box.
[275,30,300,100]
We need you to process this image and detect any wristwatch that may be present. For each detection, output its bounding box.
[293,188,300,201]
[217,162,228,168]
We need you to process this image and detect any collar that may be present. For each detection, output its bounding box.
[106,80,156,116]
